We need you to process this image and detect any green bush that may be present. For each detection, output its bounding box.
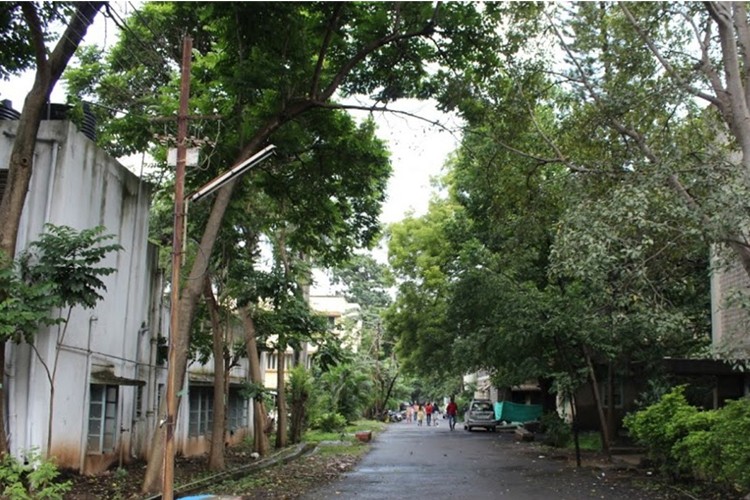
[622,385,698,466]
[671,410,719,475]
[625,387,750,494]
[313,412,347,433]
[540,412,571,448]
[703,398,750,492]
[0,449,72,499]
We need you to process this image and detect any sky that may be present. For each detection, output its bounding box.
[0,3,463,290]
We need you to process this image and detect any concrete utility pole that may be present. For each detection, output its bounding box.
[163,35,192,500]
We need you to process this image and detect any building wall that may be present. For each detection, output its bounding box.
[1,118,257,470]
[711,250,750,358]
[1,120,154,473]
[176,354,253,458]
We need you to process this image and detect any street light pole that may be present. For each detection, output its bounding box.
[163,35,192,500]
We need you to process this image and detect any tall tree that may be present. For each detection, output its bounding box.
[542,2,750,300]
[386,18,714,450]
[62,3,526,491]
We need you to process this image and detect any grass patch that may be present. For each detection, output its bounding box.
[304,419,387,444]
[217,474,273,492]
[315,442,369,458]
[211,419,385,496]
[568,432,602,451]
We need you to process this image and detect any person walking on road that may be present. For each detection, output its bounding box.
[416,405,425,426]
[425,402,433,426]
[446,397,458,431]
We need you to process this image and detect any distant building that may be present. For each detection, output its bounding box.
[261,294,361,389]
[308,295,362,352]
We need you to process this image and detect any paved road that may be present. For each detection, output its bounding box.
[303,418,667,500]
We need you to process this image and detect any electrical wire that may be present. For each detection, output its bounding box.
[64,3,226,179]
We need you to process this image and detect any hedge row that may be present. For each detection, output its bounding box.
[623,385,750,494]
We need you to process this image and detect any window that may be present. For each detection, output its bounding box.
[599,380,624,408]
[188,386,213,437]
[135,385,143,419]
[228,389,249,431]
[157,383,164,415]
[0,170,7,199]
[267,353,293,370]
[87,384,118,453]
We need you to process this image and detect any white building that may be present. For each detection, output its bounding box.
[0,109,252,473]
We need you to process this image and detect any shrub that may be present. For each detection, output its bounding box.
[622,385,697,466]
[625,387,750,494]
[707,398,750,492]
[0,449,72,500]
[288,365,314,443]
[313,412,347,433]
[540,412,571,448]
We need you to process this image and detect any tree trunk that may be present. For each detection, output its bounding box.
[141,172,247,492]
[0,2,103,455]
[204,278,226,471]
[583,347,611,455]
[570,392,582,468]
[275,345,287,449]
[289,386,307,444]
[240,307,269,456]
[381,370,399,416]
[141,126,291,492]
[606,361,615,444]
[0,345,7,456]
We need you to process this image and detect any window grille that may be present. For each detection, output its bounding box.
[87,384,118,453]
[188,386,213,437]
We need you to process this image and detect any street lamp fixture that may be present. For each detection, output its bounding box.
[188,144,276,203]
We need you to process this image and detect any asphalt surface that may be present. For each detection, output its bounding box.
[303,417,666,500]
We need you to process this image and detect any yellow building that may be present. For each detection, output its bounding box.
[262,295,361,389]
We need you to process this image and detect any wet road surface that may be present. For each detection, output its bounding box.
[303,418,665,499]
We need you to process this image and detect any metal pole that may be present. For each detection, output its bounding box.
[163,35,192,500]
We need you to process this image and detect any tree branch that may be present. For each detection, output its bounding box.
[319,17,438,101]
[620,4,722,108]
[517,84,574,168]
[50,2,105,83]
[706,2,750,164]
[679,10,730,123]
[310,4,344,99]
[20,3,47,72]
[546,9,717,223]
[732,3,750,105]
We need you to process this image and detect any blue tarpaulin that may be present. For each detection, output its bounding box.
[494,401,542,423]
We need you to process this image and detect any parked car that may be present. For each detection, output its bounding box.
[463,399,497,432]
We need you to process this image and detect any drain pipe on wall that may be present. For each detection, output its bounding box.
[132,323,149,459]
[78,315,97,473]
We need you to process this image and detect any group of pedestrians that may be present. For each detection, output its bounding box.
[404,398,459,430]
